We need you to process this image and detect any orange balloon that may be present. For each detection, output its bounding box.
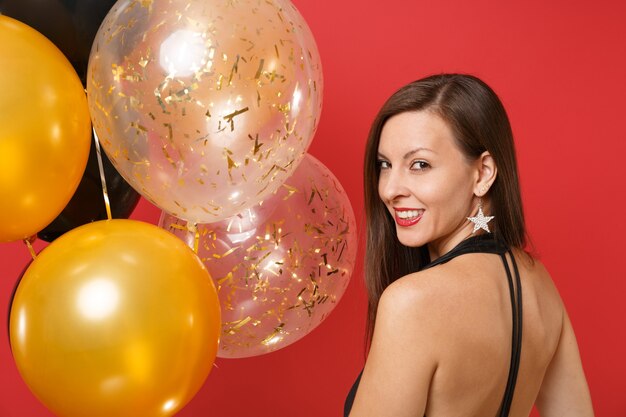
[9,219,221,417]
[0,15,91,242]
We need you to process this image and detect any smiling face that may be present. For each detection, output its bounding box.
[377,110,481,258]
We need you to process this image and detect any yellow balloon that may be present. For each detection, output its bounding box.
[0,15,91,242]
[9,219,221,417]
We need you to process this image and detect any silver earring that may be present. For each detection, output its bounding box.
[467,197,494,234]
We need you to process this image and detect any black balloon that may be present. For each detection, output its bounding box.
[0,0,118,83]
[38,134,140,242]
[0,0,141,241]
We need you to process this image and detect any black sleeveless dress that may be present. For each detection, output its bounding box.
[344,235,523,417]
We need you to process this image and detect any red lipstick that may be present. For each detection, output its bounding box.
[393,208,423,227]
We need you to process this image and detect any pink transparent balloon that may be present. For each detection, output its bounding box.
[160,154,357,358]
[88,0,323,223]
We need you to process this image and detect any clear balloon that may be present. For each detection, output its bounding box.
[160,154,357,358]
[9,219,221,417]
[0,15,91,242]
[88,0,323,224]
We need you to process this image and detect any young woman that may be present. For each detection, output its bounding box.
[344,74,593,417]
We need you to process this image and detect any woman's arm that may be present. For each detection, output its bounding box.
[348,275,438,417]
[535,308,594,416]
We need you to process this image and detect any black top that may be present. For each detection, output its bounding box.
[344,234,523,417]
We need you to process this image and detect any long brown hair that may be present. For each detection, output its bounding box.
[363,74,527,347]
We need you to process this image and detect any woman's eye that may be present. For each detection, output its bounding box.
[410,160,430,171]
[378,160,391,169]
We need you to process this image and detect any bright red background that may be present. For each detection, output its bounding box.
[1,0,625,415]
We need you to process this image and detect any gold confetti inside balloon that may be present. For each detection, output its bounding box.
[9,219,221,417]
[160,154,357,358]
[0,15,91,242]
[87,0,323,223]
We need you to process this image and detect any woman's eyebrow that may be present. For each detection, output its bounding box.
[377,147,435,160]
[403,147,435,159]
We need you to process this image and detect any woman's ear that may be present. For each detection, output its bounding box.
[473,151,497,197]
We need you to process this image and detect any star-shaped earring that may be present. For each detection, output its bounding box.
[467,202,494,234]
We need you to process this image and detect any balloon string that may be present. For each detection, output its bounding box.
[93,128,112,220]
[23,236,37,260]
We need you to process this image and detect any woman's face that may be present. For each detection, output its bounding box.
[377,110,479,257]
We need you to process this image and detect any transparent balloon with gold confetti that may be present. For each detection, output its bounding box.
[160,155,357,358]
[87,0,323,223]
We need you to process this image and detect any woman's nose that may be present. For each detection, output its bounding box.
[378,168,410,203]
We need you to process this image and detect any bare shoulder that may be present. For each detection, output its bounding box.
[382,267,444,301]
[515,251,556,287]
[381,267,450,310]
[378,265,464,330]
[349,269,447,416]
[513,249,552,280]
[372,266,464,363]
[514,251,565,317]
